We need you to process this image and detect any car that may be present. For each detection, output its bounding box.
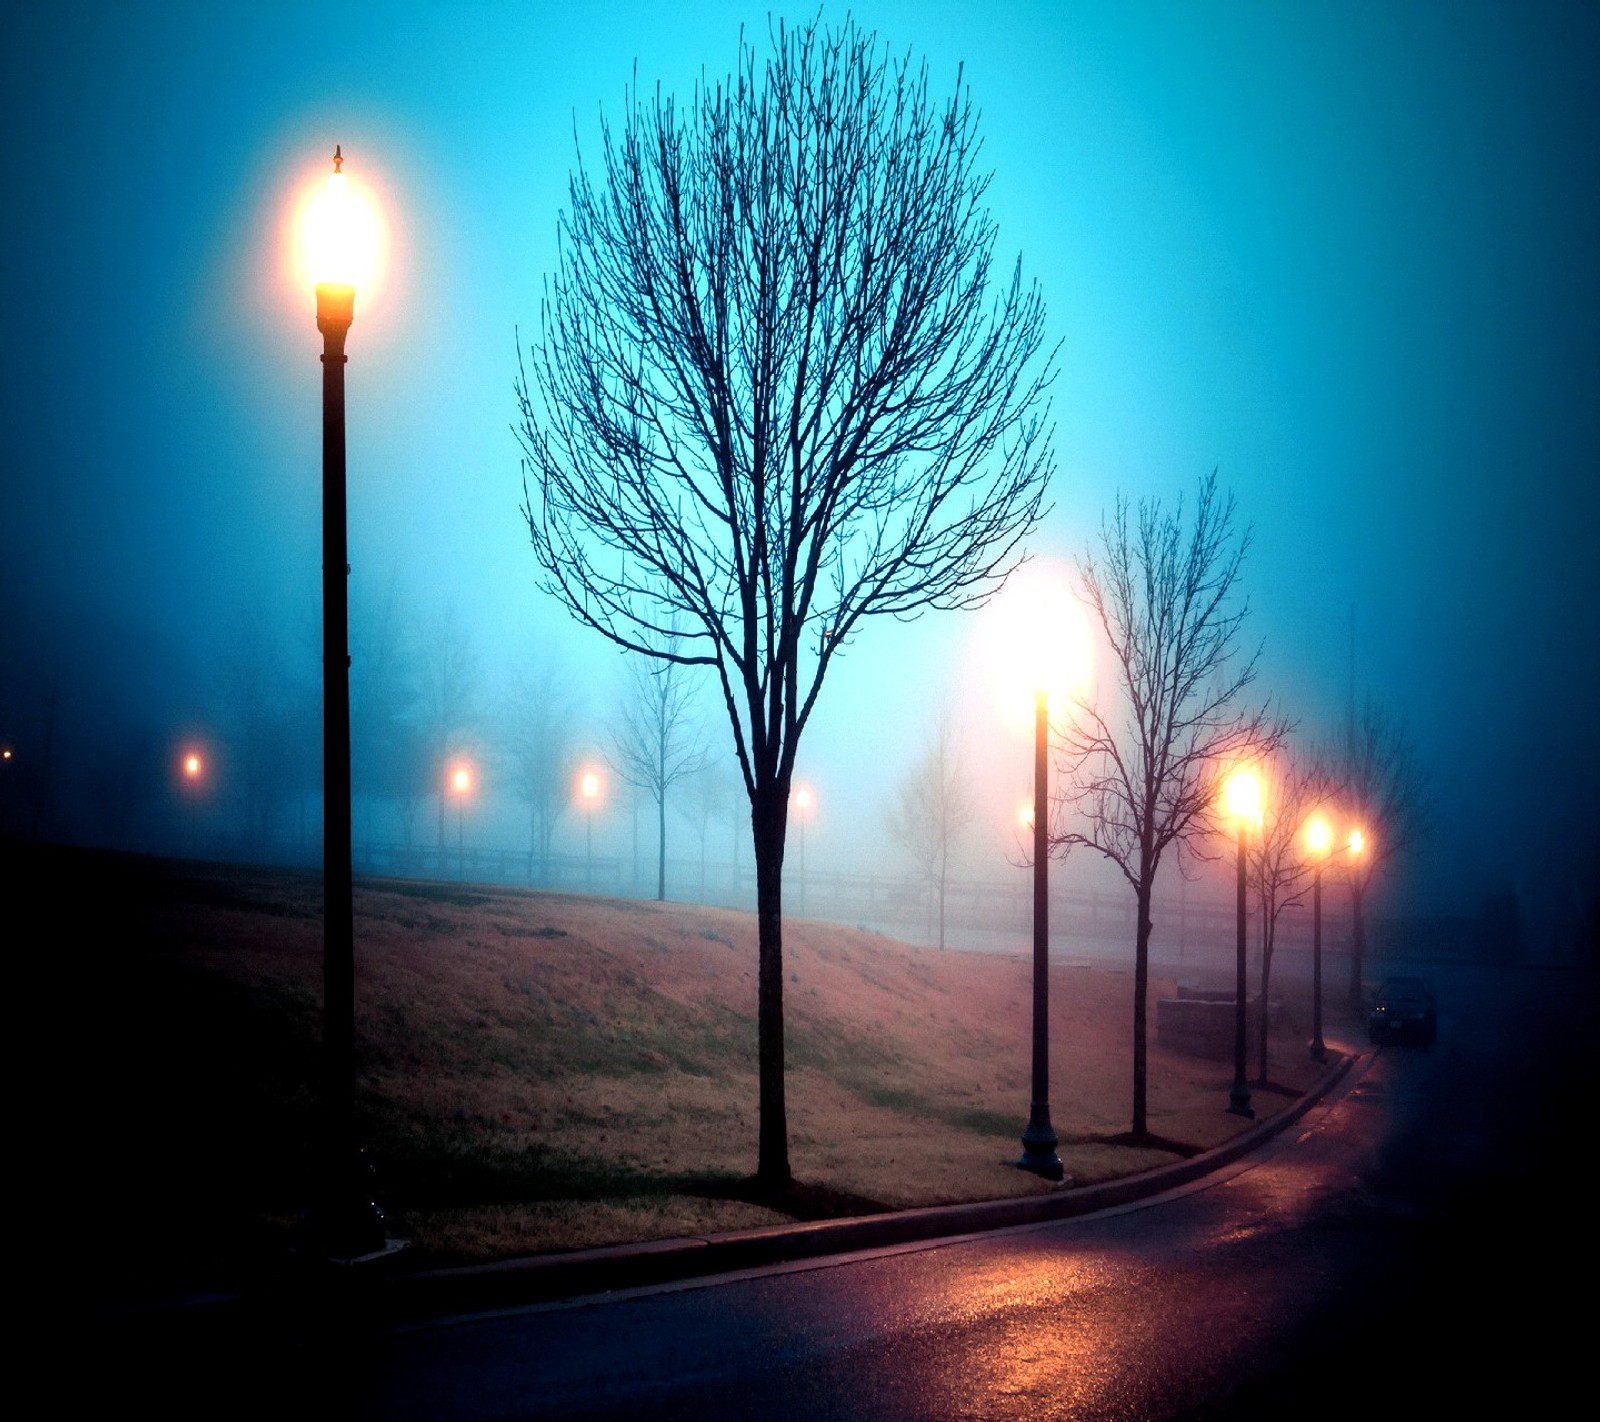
[1367,974,1437,1046]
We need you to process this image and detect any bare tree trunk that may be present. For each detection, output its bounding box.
[1132,880,1153,1138]
[752,787,790,1188]
[656,790,667,901]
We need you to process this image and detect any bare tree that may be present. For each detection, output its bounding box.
[1054,471,1283,1141]
[1246,745,1337,1083]
[676,755,740,899]
[500,647,581,884]
[887,709,977,950]
[515,14,1054,1186]
[1331,697,1428,1005]
[608,647,711,901]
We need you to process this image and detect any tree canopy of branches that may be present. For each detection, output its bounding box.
[608,648,711,901]
[515,15,1055,1185]
[887,709,977,950]
[1331,696,1428,1004]
[1053,470,1283,1139]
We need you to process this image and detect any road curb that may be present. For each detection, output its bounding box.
[373,1050,1358,1325]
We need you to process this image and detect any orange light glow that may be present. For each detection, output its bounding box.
[1348,828,1366,857]
[580,769,601,802]
[1221,766,1263,825]
[974,558,1093,732]
[450,764,472,796]
[794,784,814,816]
[293,146,387,299]
[1306,816,1332,856]
[183,752,203,781]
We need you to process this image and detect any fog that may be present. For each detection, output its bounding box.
[3,1,1596,959]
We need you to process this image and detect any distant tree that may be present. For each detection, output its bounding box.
[351,574,423,848]
[608,645,711,901]
[515,15,1054,1185]
[417,606,481,869]
[1054,471,1284,1140]
[887,710,977,950]
[676,755,740,899]
[1246,744,1337,1083]
[216,609,312,857]
[500,648,581,884]
[1330,697,1428,1005]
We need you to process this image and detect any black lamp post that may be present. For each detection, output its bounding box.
[309,145,385,1259]
[1018,687,1064,1180]
[1224,769,1258,1119]
[1307,817,1330,1062]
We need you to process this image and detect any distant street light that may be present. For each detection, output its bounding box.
[1345,827,1367,1008]
[1306,815,1333,1062]
[580,768,601,888]
[179,747,205,858]
[793,783,813,916]
[302,144,385,1258]
[449,762,473,882]
[1222,767,1262,1118]
[1018,686,1064,1180]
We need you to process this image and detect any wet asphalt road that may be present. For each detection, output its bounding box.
[328,958,1593,1420]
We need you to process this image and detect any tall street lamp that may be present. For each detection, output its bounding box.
[1222,767,1262,1119]
[303,145,385,1258]
[1306,815,1332,1062]
[449,762,473,882]
[1018,686,1064,1180]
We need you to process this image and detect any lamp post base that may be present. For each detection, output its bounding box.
[1227,1082,1255,1118]
[1308,1037,1327,1063]
[1017,1108,1065,1181]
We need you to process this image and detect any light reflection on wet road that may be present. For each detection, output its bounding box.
[355,961,1594,1420]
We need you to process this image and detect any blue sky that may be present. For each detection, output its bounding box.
[4,1,1597,949]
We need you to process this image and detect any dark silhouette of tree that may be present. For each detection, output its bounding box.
[608,645,710,901]
[1331,697,1428,1005]
[887,709,976,950]
[500,647,581,885]
[515,14,1054,1186]
[1054,471,1283,1140]
[1246,744,1336,1083]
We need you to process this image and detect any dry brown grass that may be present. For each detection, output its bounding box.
[39,844,1346,1280]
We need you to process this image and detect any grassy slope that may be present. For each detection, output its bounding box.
[18,841,1344,1294]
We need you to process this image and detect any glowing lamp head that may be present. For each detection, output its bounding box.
[1221,767,1263,827]
[1306,816,1332,856]
[580,770,600,802]
[1348,828,1366,857]
[450,765,472,796]
[299,145,383,327]
[183,752,203,781]
[794,785,813,814]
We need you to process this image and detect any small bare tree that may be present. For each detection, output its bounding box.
[1247,745,1337,1083]
[1331,697,1428,1004]
[501,648,581,884]
[516,15,1054,1185]
[887,710,977,949]
[608,647,711,901]
[1054,471,1283,1140]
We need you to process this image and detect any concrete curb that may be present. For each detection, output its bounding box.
[371,1049,1359,1326]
